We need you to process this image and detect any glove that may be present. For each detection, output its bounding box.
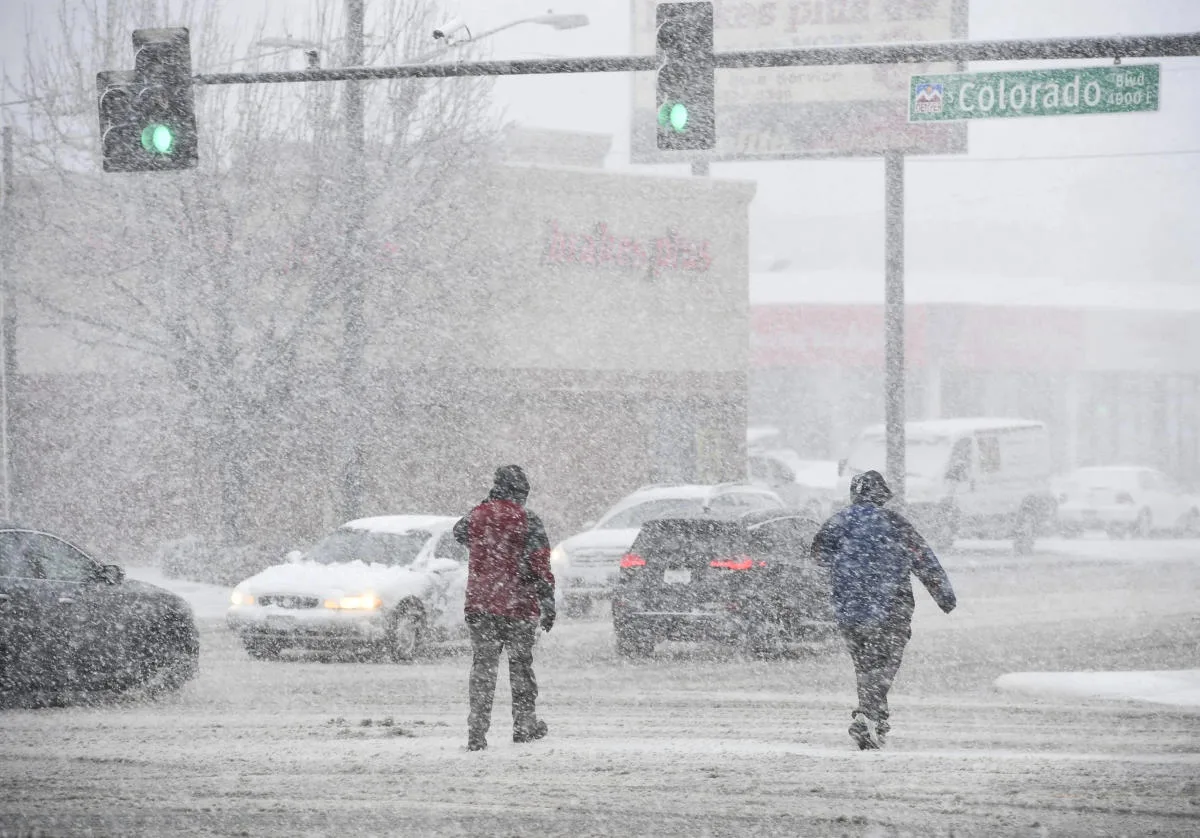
[539,599,556,633]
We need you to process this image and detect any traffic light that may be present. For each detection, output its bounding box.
[655,2,714,151]
[97,27,198,172]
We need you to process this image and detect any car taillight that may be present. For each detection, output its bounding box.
[1116,492,1135,505]
[709,555,763,571]
[619,553,646,569]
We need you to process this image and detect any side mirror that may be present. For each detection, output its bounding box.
[286,550,304,564]
[582,520,597,530]
[427,557,461,573]
[837,459,847,477]
[100,564,125,584]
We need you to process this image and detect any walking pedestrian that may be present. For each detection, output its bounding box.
[811,470,956,750]
[453,465,556,752]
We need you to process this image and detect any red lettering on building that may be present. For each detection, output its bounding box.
[542,220,713,276]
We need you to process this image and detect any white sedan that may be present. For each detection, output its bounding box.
[226,515,469,661]
[1055,467,1200,538]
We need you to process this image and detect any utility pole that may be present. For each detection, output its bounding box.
[0,125,13,522]
[883,150,905,505]
[340,0,367,521]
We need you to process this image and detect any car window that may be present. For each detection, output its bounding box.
[769,459,795,483]
[748,516,816,557]
[25,533,99,582]
[432,530,468,563]
[307,529,430,566]
[977,436,1001,474]
[601,498,707,530]
[747,457,771,482]
[0,532,37,578]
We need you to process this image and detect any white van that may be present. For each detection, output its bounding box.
[837,418,1056,553]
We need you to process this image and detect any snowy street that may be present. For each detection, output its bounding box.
[2,541,1198,837]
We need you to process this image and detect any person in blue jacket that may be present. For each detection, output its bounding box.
[811,470,957,750]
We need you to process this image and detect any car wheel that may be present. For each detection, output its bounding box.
[244,638,284,661]
[743,620,787,659]
[386,606,425,663]
[1013,509,1037,555]
[614,620,654,658]
[1135,508,1153,539]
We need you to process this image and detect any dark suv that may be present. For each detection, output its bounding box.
[611,510,836,657]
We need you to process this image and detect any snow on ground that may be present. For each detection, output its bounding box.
[125,565,231,621]
[996,669,1200,707]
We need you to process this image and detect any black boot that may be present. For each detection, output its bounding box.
[467,732,488,751]
[513,719,548,743]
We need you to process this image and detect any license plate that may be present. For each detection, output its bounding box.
[266,615,296,629]
[663,569,691,585]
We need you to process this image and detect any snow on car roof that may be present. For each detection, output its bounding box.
[860,418,1044,438]
[600,483,774,518]
[341,515,459,535]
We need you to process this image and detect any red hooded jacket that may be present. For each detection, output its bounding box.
[454,497,555,620]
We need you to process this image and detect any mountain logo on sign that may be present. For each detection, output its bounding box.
[913,82,944,114]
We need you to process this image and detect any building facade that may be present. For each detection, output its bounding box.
[750,271,1200,484]
[9,141,756,556]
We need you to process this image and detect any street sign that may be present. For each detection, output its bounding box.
[909,64,1159,122]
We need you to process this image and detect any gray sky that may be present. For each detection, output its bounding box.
[3,0,1199,283]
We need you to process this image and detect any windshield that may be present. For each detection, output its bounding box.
[599,498,709,530]
[305,528,430,567]
[846,435,954,480]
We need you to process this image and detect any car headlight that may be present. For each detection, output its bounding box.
[231,589,255,606]
[323,593,382,611]
[550,546,567,568]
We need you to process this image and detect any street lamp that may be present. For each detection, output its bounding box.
[421,13,590,60]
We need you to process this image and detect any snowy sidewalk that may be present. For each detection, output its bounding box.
[995,669,1200,707]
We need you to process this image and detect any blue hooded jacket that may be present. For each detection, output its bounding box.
[811,500,956,628]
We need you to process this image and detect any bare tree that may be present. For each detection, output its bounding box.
[3,0,497,547]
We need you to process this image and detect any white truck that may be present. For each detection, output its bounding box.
[837,418,1057,554]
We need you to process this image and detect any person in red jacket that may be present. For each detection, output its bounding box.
[453,465,556,752]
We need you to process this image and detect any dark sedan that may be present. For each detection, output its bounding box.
[0,528,198,701]
[611,510,837,658]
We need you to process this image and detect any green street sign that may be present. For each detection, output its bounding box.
[910,64,1160,122]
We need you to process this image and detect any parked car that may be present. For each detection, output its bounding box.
[551,483,787,616]
[226,515,470,662]
[748,449,841,520]
[611,509,836,658]
[1055,466,1200,538]
[0,527,199,699]
[838,418,1057,554]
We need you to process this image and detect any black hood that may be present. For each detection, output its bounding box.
[851,470,893,506]
[488,464,530,505]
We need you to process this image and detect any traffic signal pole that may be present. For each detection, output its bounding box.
[190,32,1200,86]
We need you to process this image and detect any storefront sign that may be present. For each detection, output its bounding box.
[542,220,713,276]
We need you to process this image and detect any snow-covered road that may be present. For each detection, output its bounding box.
[2,543,1199,836]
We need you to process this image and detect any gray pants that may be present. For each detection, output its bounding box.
[839,620,912,722]
[466,613,539,737]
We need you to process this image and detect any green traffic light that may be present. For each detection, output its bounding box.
[140,123,175,155]
[657,101,691,133]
